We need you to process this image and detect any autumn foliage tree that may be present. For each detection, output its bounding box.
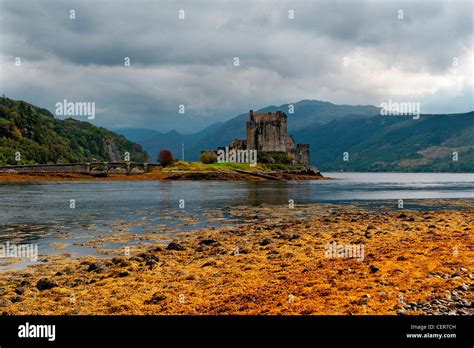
[157,149,173,167]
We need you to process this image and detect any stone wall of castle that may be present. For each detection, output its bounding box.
[294,144,310,165]
[228,110,310,165]
[247,110,295,152]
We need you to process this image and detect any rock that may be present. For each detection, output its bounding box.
[19,280,30,286]
[86,261,106,273]
[209,247,228,255]
[137,253,159,262]
[36,278,59,291]
[201,260,217,268]
[259,238,273,246]
[10,296,23,303]
[70,278,86,287]
[457,284,470,291]
[111,258,131,267]
[144,293,166,304]
[199,239,219,246]
[14,288,24,295]
[369,265,379,274]
[397,213,407,219]
[61,267,75,275]
[115,271,129,278]
[397,309,405,315]
[145,260,158,270]
[166,241,185,251]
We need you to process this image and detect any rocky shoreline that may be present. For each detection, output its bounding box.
[0,168,328,182]
[0,201,472,315]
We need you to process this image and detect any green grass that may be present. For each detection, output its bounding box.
[160,161,270,172]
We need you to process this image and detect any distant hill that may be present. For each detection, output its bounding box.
[260,100,381,131]
[115,128,161,143]
[118,122,223,161]
[0,97,149,165]
[295,112,474,172]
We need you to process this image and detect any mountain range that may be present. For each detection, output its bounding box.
[118,100,474,172]
[1,96,472,172]
[117,100,380,162]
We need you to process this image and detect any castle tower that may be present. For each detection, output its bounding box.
[247,110,292,152]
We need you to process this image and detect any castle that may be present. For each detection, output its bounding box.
[228,110,310,165]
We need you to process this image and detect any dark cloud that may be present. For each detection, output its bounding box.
[0,0,472,132]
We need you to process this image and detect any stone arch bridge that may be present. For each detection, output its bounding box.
[0,162,160,175]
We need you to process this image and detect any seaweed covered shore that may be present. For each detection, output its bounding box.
[0,201,472,315]
[0,163,328,182]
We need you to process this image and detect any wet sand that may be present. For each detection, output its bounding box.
[0,201,472,315]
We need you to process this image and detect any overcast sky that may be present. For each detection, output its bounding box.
[0,0,472,133]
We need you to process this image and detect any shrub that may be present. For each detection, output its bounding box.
[157,149,173,167]
[200,151,217,164]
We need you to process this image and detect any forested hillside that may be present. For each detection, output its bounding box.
[0,97,149,165]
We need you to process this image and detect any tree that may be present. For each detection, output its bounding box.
[200,151,217,164]
[157,149,173,167]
